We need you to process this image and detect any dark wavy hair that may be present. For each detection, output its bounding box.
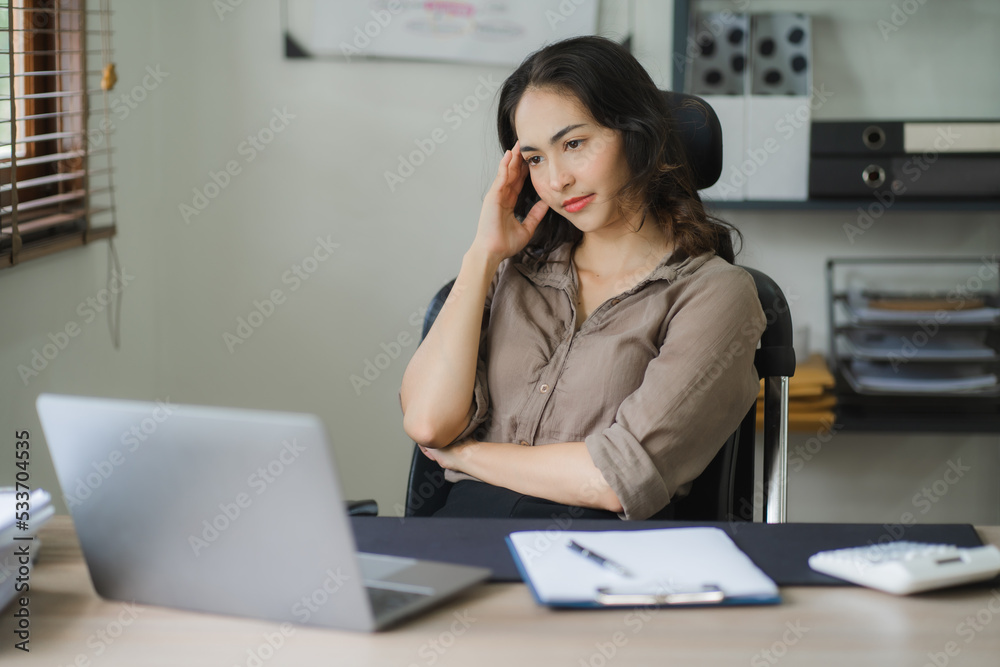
[497,35,741,265]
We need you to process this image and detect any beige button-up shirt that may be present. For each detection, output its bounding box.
[436,241,766,520]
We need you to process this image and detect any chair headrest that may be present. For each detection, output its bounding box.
[661,91,723,191]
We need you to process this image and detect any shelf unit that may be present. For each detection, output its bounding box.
[671,1,1000,213]
[672,2,1000,432]
[826,257,1000,433]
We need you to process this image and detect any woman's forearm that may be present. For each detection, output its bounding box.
[431,441,623,513]
[400,247,500,448]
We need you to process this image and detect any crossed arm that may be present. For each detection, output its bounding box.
[418,439,624,513]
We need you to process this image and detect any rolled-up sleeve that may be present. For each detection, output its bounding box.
[584,266,766,520]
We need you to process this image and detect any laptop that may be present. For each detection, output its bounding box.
[36,393,490,632]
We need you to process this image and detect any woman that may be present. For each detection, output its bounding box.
[398,36,765,521]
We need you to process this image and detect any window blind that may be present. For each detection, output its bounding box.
[1,0,116,269]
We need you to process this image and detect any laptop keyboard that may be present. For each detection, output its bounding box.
[366,586,431,617]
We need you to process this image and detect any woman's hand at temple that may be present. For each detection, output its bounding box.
[471,140,550,264]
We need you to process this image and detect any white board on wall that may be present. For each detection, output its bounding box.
[285,0,599,66]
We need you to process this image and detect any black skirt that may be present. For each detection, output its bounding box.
[433,480,674,521]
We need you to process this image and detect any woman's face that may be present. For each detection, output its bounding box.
[514,87,634,235]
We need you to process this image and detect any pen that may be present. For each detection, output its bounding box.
[567,539,634,578]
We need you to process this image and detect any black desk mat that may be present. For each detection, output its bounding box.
[351,517,993,586]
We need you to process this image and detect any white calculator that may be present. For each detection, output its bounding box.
[808,541,1000,595]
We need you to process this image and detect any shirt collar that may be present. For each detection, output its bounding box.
[512,241,716,293]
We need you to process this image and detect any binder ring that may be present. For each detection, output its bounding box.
[862,125,886,150]
[862,164,886,189]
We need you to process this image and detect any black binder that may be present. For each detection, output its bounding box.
[812,120,1000,155]
[811,121,906,155]
[810,156,1000,198]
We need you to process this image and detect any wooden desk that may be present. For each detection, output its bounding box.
[3,516,999,666]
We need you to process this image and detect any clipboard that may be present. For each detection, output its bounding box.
[506,527,781,608]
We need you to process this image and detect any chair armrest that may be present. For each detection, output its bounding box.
[345,499,379,516]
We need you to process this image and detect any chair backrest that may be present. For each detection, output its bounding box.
[665,268,796,521]
[404,92,796,521]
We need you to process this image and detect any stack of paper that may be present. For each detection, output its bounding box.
[845,361,998,394]
[506,527,779,608]
[839,329,998,361]
[842,292,1000,326]
[1,488,54,611]
[756,353,836,432]
[835,290,1000,396]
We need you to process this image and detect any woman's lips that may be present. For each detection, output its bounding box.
[563,194,595,213]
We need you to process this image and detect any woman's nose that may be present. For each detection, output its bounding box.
[548,161,573,191]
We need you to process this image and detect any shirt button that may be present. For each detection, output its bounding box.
[539,383,550,393]
[611,298,621,305]
[519,440,529,446]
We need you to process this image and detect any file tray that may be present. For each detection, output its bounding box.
[827,257,1000,410]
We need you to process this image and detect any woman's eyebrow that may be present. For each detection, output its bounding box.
[519,123,589,153]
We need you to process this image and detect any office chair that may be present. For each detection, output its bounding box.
[400,92,796,523]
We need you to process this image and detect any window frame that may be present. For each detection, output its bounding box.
[1,0,116,271]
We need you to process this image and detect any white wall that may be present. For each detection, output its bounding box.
[2,0,997,523]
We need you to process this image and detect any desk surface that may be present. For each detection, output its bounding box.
[3,517,999,667]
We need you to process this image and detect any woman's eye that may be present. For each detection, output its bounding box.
[566,139,583,150]
[525,155,541,166]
